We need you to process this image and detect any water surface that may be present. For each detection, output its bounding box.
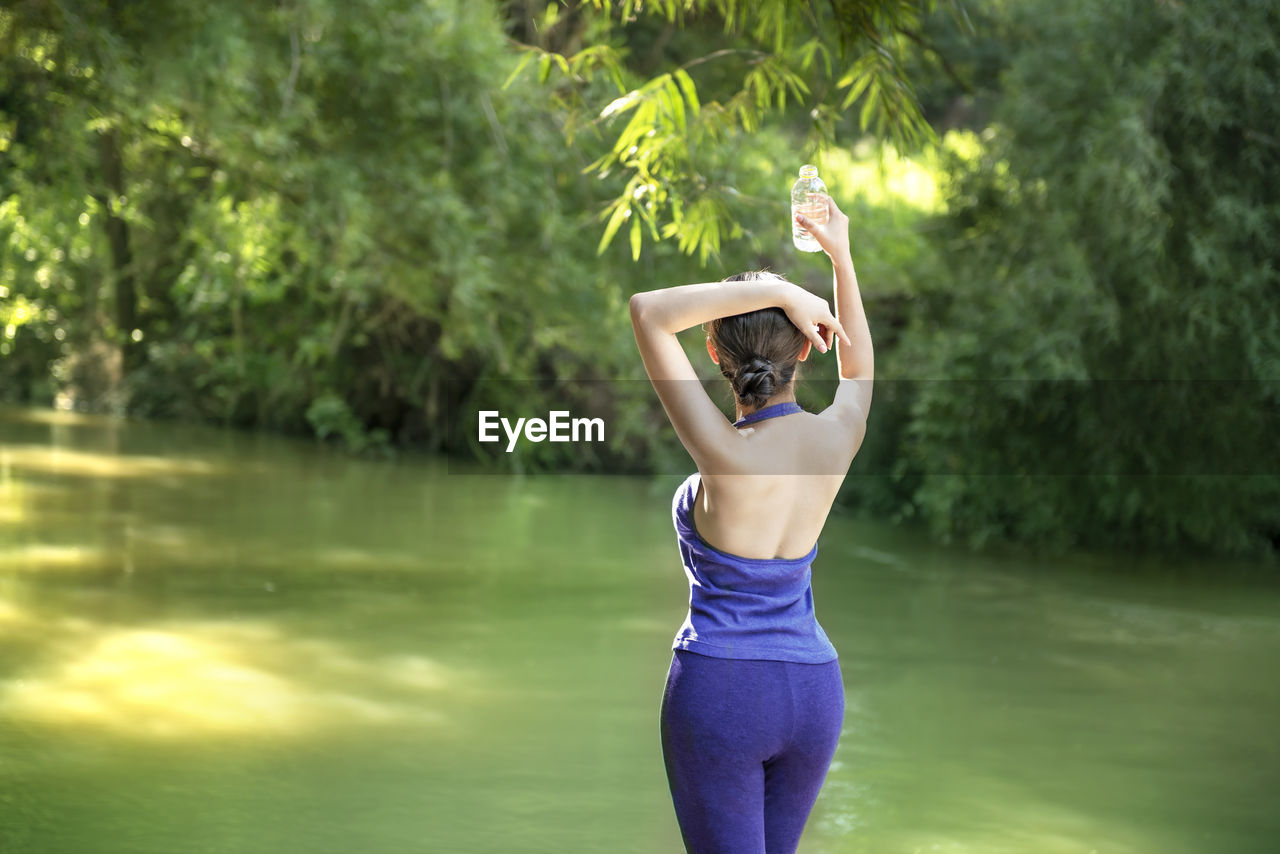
[1,406,1277,853]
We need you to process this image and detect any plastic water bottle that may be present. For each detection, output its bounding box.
[791,164,829,252]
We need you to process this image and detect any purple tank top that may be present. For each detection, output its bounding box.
[669,402,839,663]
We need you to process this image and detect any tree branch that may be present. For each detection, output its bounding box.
[900,26,973,95]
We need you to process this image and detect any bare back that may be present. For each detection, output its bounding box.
[693,409,857,560]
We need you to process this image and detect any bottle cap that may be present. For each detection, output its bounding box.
[799,164,818,178]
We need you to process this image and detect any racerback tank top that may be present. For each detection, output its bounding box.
[669,401,839,663]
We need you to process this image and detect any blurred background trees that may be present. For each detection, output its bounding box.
[882,0,1280,556]
[1,0,1276,558]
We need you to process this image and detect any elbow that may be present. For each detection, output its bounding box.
[840,349,874,382]
[628,292,647,326]
[630,291,663,331]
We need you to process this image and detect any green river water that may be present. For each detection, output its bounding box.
[1,405,1277,854]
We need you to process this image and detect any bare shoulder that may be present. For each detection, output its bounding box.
[813,378,873,460]
[702,398,869,477]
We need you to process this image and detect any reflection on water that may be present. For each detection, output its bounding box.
[0,443,231,479]
[2,617,463,738]
[1,404,1278,854]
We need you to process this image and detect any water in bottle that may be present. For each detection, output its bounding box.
[791,164,829,252]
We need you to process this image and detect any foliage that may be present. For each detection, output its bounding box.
[2,0,1276,562]
[0,0,665,461]
[505,0,969,263]
[877,0,1280,558]
[2,0,934,469]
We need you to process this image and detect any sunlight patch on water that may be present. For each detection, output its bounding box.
[0,597,31,628]
[0,463,25,524]
[0,408,106,428]
[0,444,227,479]
[883,815,1138,854]
[311,547,429,572]
[0,543,107,571]
[0,618,472,740]
[818,772,1147,854]
[1046,596,1271,649]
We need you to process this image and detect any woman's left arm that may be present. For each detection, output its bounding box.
[629,279,847,472]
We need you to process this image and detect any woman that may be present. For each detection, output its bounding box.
[629,195,873,854]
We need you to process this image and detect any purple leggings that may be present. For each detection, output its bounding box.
[659,649,845,854]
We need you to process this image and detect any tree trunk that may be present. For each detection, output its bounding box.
[93,125,143,376]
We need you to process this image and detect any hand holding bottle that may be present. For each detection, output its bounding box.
[794,195,850,262]
[791,164,829,252]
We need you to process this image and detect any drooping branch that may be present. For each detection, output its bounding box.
[900,26,973,95]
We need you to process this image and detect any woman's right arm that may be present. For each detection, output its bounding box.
[795,198,874,441]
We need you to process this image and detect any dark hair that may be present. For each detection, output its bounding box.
[703,271,807,410]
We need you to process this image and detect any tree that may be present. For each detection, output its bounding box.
[1,0,647,442]
[885,0,1280,558]
[505,0,970,263]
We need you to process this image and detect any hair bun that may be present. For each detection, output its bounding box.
[706,285,807,409]
[734,356,777,402]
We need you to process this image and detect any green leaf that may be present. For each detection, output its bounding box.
[664,80,686,133]
[859,79,882,131]
[612,100,657,157]
[597,200,630,255]
[600,90,641,120]
[673,68,700,115]
[838,54,879,109]
[629,215,642,261]
[502,50,535,91]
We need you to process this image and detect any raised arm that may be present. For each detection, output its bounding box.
[795,197,875,436]
[629,278,847,471]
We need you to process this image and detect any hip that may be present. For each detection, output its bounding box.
[660,650,845,748]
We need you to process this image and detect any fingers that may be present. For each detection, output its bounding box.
[825,195,849,232]
[823,321,846,351]
[818,317,851,351]
[798,205,842,242]
[831,316,852,346]
[801,197,845,224]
